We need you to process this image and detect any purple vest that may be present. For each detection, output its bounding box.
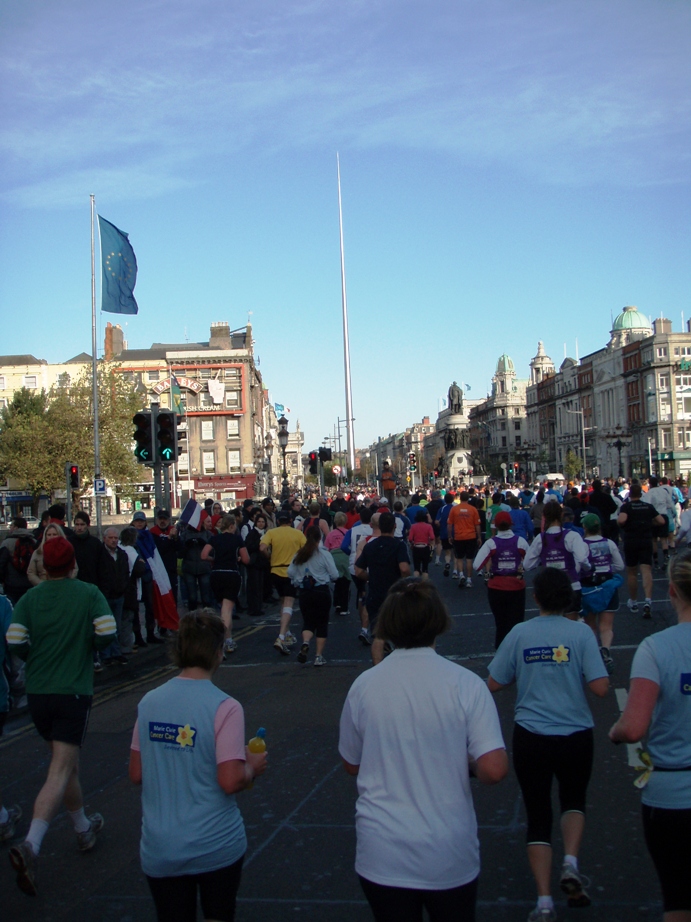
[585,537,613,578]
[540,529,578,584]
[490,534,523,577]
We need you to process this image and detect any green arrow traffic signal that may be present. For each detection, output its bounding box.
[133,411,153,464]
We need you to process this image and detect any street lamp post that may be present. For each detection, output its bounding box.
[277,415,290,501]
[605,427,631,479]
[265,433,274,499]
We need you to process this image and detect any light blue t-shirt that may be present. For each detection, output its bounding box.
[489,615,607,735]
[631,622,691,809]
[137,677,247,877]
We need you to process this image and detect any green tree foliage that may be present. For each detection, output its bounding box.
[0,365,142,500]
[564,448,581,482]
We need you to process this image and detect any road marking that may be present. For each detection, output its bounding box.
[615,687,642,768]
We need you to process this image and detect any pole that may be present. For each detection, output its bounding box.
[90,195,103,538]
[150,401,164,511]
[337,154,356,474]
[169,365,178,510]
[163,464,171,512]
[581,410,586,480]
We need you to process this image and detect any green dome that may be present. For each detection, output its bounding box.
[496,353,515,374]
[612,305,651,332]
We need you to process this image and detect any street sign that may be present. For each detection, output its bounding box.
[500,462,507,470]
[332,464,342,475]
[93,478,107,496]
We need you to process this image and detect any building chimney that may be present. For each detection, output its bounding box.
[104,322,124,360]
[653,317,672,335]
[209,321,232,351]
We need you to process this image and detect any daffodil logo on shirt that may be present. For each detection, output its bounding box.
[552,645,570,664]
[523,645,570,664]
[176,724,195,747]
[148,721,197,750]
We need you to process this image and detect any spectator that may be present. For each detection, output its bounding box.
[0,517,36,604]
[28,524,77,586]
[69,512,101,586]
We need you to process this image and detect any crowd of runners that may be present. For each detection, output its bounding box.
[1,472,690,921]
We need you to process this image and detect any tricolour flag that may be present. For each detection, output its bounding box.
[179,498,203,530]
[136,529,179,630]
[98,215,139,315]
[274,403,284,415]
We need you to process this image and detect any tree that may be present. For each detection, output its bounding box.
[564,449,581,483]
[0,366,143,508]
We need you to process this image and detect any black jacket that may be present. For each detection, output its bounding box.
[69,531,102,586]
[97,545,130,599]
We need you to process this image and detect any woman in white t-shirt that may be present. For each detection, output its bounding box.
[610,551,691,922]
[339,579,507,921]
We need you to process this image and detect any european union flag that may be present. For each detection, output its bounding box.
[98,215,139,315]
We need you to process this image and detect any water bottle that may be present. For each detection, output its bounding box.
[246,728,266,788]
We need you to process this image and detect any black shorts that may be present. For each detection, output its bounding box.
[28,693,92,747]
[210,570,241,603]
[271,574,295,600]
[441,538,453,551]
[642,803,691,912]
[652,516,669,539]
[147,854,244,922]
[623,540,653,568]
[352,575,367,603]
[453,539,477,560]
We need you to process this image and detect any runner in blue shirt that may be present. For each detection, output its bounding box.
[488,567,609,920]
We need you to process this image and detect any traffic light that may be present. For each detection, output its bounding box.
[156,409,177,464]
[318,446,332,463]
[308,451,318,475]
[133,411,153,463]
[68,464,80,489]
[408,451,417,473]
[176,416,187,454]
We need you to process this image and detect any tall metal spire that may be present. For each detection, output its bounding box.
[337,153,356,475]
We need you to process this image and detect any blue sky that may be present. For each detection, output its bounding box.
[1,0,689,452]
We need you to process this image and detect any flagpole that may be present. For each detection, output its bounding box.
[90,195,102,538]
[337,154,356,476]
[169,364,177,510]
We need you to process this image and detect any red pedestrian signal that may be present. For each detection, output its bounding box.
[69,464,80,489]
[308,451,318,475]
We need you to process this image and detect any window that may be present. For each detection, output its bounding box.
[224,368,241,381]
[684,398,691,415]
[514,407,520,415]
[57,373,71,387]
[0,376,5,389]
[122,371,135,383]
[687,431,691,446]
[501,437,507,447]
[23,375,37,388]
[500,421,506,430]
[228,450,241,473]
[200,392,214,407]
[199,369,212,380]
[514,421,521,431]
[147,370,159,382]
[201,420,214,441]
[675,347,680,356]
[202,451,215,474]
[0,398,6,409]
[515,436,521,447]
[177,453,189,473]
[226,419,239,439]
[659,374,670,388]
[662,430,672,448]
[225,391,240,408]
[657,347,668,358]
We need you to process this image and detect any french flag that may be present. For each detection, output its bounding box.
[137,530,179,631]
[179,498,203,530]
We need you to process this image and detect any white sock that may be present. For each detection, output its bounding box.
[564,853,578,870]
[537,895,554,910]
[282,607,292,616]
[25,818,50,855]
[69,808,92,834]
[278,633,285,640]
[0,806,8,824]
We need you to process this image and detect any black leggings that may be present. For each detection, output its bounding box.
[486,586,525,648]
[642,803,691,911]
[512,723,593,844]
[299,586,331,638]
[412,546,432,574]
[146,854,244,922]
[359,874,478,922]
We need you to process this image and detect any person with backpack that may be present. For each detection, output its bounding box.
[474,511,530,648]
[0,517,37,604]
[523,503,591,618]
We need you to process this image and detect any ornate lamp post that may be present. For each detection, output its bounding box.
[606,427,631,479]
[265,433,274,499]
[277,415,290,501]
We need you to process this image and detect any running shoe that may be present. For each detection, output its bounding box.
[273,637,290,655]
[314,655,326,666]
[527,908,556,922]
[560,861,591,907]
[93,655,103,673]
[0,805,22,842]
[76,814,105,852]
[434,558,441,566]
[224,638,237,654]
[465,577,473,589]
[443,563,450,577]
[643,600,652,620]
[9,840,37,896]
[358,628,372,646]
[458,575,466,589]
[284,632,297,646]
[626,598,639,613]
[600,647,614,674]
[452,571,459,579]
[297,642,309,663]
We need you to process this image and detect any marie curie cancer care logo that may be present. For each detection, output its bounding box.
[148,722,197,749]
[524,645,570,665]
[681,673,691,695]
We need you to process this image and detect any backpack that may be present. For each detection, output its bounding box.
[12,536,36,575]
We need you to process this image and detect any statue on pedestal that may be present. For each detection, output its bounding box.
[448,381,463,414]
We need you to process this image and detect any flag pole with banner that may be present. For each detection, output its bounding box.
[90,195,103,538]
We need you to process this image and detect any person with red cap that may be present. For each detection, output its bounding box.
[5,536,117,897]
[473,511,530,648]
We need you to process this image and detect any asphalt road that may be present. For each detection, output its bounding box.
[1,559,673,921]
